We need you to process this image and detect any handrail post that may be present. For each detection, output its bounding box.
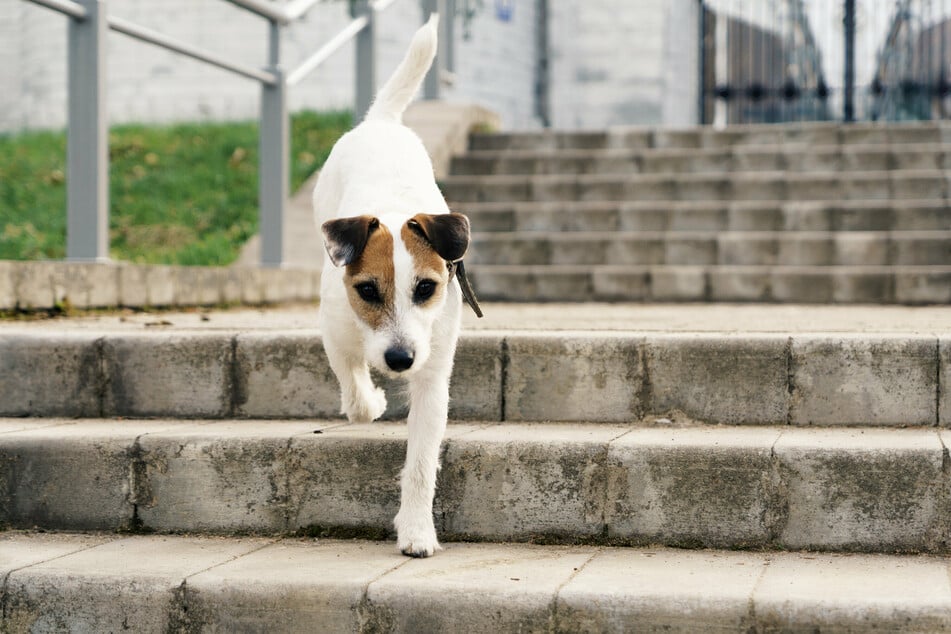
[67,0,109,262]
[352,0,375,121]
[259,20,287,267]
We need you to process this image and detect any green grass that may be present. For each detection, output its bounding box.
[0,110,352,265]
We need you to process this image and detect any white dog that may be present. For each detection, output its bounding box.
[313,14,480,558]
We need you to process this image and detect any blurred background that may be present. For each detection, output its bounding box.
[3,0,950,134]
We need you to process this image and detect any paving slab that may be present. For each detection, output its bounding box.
[3,533,951,632]
[3,534,272,633]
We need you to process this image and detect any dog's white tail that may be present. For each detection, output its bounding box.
[364,13,438,123]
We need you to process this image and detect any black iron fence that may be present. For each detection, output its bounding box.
[701,0,951,124]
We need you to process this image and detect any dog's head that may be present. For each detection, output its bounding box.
[322,212,470,377]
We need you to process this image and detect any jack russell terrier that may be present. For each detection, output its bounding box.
[313,14,481,558]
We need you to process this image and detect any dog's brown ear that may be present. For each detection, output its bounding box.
[406,212,470,262]
[322,215,380,267]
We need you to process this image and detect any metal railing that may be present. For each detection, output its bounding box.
[23,0,443,266]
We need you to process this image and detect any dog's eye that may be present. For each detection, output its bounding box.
[354,282,382,303]
[414,279,437,303]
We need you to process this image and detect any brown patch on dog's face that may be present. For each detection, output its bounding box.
[344,223,395,329]
[401,221,449,307]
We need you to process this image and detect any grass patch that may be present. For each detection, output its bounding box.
[0,110,351,265]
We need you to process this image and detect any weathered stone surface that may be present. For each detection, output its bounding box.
[504,334,645,421]
[754,551,951,631]
[136,421,325,533]
[775,428,945,551]
[606,427,781,547]
[173,266,221,306]
[645,335,788,424]
[363,542,596,633]
[0,261,14,310]
[439,424,622,539]
[117,264,149,307]
[102,333,233,417]
[286,423,483,534]
[0,421,187,530]
[234,332,339,419]
[0,332,101,417]
[448,335,504,420]
[558,549,765,632]
[186,539,403,632]
[789,336,937,425]
[14,261,56,309]
[4,535,268,634]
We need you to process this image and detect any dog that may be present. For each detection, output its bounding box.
[313,14,480,558]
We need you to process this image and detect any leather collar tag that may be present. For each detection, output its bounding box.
[447,260,483,318]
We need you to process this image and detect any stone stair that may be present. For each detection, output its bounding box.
[0,303,950,630]
[444,122,951,303]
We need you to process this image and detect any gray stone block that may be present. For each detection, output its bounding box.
[664,236,716,266]
[234,332,339,419]
[709,267,770,301]
[895,269,951,304]
[4,536,265,634]
[592,268,650,300]
[606,427,781,547]
[504,334,646,421]
[718,235,777,266]
[649,266,706,301]
[173,266,221,306]
[893,235,951,265]
[832,269,895,303]
[449,335,504,420]
[50,263,119,308]
[285,423,481,532]
[844,174,891,200]
[775,428,945,551]
[778,236,834,266]
[144,265,176,306]
[789,336,937,425]
[557,549,765,632]
[440,424,618,538]
[0,421,182,530]
[363,542,595,633]
[753,551,951,632]
[834,233,889,265]
[136,421,320,533]
[185,540,401,633]
[771,269,834,303]
[14,261,55,309]
[117,264,149,307]
[891,172,947,200]
[646,335,788,424]
[102,333,233,417]
[0,332,101,417]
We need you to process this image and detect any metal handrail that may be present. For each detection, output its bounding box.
[287,13,369,86]
[20,0,437,267]
[108,16,279,85]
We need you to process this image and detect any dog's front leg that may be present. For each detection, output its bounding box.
[322,333,387,423]
[394,364,450,557]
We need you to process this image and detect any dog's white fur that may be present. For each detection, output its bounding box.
[313,14,460,557]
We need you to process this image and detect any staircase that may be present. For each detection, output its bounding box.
[0,301,950,631]
[443,121,951,303]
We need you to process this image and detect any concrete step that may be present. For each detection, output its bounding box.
[4,420,951,553]
[1,326,947,425]
[463,200,951,233]
[441,170,950,204]
[452,143,951,176]
[467,263,951,304]
[5,533,951,633]
[468,230,951,267]
[469,121,951,151]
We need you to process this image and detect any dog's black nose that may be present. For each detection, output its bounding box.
[384,348,414,372]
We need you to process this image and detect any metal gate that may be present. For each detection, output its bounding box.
[700,0,951,124]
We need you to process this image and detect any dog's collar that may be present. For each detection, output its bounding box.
[447,260,483,318]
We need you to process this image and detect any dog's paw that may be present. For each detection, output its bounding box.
[344,386,387,423]
[394,510,440,558]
